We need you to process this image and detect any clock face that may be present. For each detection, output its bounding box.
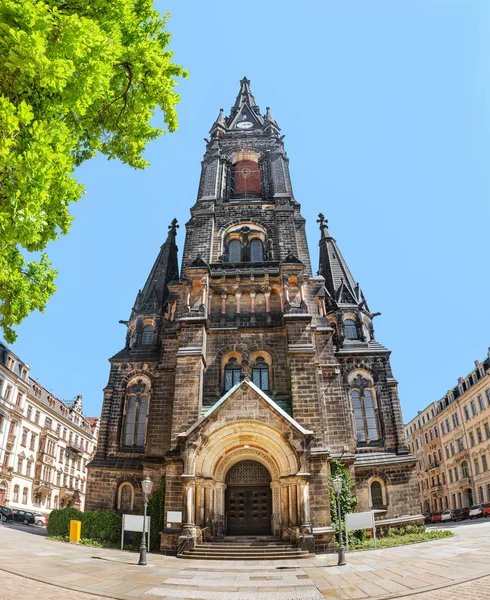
[236,120,253,130]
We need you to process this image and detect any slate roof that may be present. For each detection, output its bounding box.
[354,452,416,467]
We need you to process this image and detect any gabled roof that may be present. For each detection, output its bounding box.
[281,252,303,265]
[180,378,313,439]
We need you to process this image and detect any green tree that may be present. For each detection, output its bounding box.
[0,0,187,342]
[329,460,360,541]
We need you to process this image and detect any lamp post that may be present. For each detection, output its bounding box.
[138,476,154,566]
[332,475,346,566]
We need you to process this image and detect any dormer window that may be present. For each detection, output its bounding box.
[344,319,358,340]
[141,326,154,345]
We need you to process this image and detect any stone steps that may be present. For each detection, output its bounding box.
[182,535,311,560]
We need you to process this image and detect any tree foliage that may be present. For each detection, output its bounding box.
[329,460,358,531]
[0,0,187,342]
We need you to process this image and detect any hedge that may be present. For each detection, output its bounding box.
[47,508,122,544]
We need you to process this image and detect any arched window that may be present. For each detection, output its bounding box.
[22,487,28,504]
[344,319,358,339]
[231,160,261,199]
[141,326,154,345]
[228,239,242,262]
[250,238,264,262]
[224,358,241,391]
[371,481,384,508]
[351,375,379,444]
[122,379,150,448]
[13,485,19,503]
[252,358,269,391]
[117,482,134,512]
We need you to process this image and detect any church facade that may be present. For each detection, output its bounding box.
[86,78,421,553]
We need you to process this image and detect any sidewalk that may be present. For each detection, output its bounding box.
[1,522,490,599]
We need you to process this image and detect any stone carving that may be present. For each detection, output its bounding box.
[225,460,271,485]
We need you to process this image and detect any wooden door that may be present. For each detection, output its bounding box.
[226,486,271,535]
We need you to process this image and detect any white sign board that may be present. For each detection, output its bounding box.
[345,511,376,550]
[167,511,182,524]
[345,511,374,531]
[121,514,151,551]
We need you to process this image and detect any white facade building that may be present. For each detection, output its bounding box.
[0,343,99,514]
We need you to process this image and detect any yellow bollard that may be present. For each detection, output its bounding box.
[69,519,81,543]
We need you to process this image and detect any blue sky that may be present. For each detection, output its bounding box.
[9,0,490,422]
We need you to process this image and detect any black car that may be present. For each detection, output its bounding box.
[452,507,469,521]
[12,509,35,525]
[0,505,14,522]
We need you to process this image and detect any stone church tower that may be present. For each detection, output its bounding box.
[86,78,420,553]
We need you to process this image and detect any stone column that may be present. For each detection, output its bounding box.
[204,486,213,525]
[182,476,195,530]
[235,292,241,314]
[264,291,271,313]
[221,293,227,315]
[196,484,205,527]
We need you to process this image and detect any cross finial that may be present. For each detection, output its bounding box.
[317,213,328,228]
[168,218,179,234]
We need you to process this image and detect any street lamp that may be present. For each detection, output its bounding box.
[332,475,346,566]
[138,476,154,566]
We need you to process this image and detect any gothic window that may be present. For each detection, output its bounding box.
[224,358,241,391]
[228,239,242,262]
[344,319,358,339]
[351,375,380,444]
[250,238,264,262]
[370,481,384,508]
[252,358,269,391]
[231,160,261,199]
[122,379,150,448]
[141,326,154,345]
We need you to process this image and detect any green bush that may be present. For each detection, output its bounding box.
[47,507,122,544]
[47,507,82,536]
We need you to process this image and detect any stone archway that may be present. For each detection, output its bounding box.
[224,460,272,535]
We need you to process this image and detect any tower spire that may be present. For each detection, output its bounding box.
[134,218,179,315]
[232,76,258,110]
[318,215,362,306]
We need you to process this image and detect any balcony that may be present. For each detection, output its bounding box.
[42,426,59,439]
[66,443,83,454]
[33,478,53,492]
[6,433,16,450]
[428,462,441,471]
[0,465,14,479]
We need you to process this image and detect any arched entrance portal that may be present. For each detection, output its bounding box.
[225,460,272,535]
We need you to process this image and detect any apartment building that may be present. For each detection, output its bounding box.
[0,343,99,513]
[405,349,490,513]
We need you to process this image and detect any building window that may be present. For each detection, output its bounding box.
[252,358,269,391]
[446,419,451,432]
[469,432,475,447]
[479,395,485,411]
[122,379,150,448]
[224,358,241,391]
[441,422,446,435]
[351,376,379,444]
[450,442,455,456]
[474,458,481,475]
[22,487,28,504]
[486,389,490,406]
[344,319,357,340]
[452,413,459,427]
[141,326,154,345]
[464,406,470,420]
[34,410,40,424]
[457,438,464,452]
[477,427,483,443]
[370,481,384,508]
[482,455,488,472]
[486,423,490,439]
[445,445,450,459]
[461,461,469,478]
[13,485,19,503]
[30,434,37,451]
[26,405,32,420]
[471,400,477,416]
[228,239,242,262]
[21,428,28,447]
[249,238,264,262]
[449,469,453,483]
[479,487,484,503]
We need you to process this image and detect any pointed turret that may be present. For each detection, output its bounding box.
[133,218,179,316]
[264,106,280,132]
[228,77,264,128]
[317,214,363,306]
[210,108,226,136]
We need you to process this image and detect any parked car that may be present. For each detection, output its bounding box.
[469,504,484,519]
[12,509,35,525]
[441,510,453,522]
[430,511,443,523]
[33,513,48,526]
[422,512,431,524]
[482,502,490,518]
[451,508,469,521]
[0,506,14,522]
